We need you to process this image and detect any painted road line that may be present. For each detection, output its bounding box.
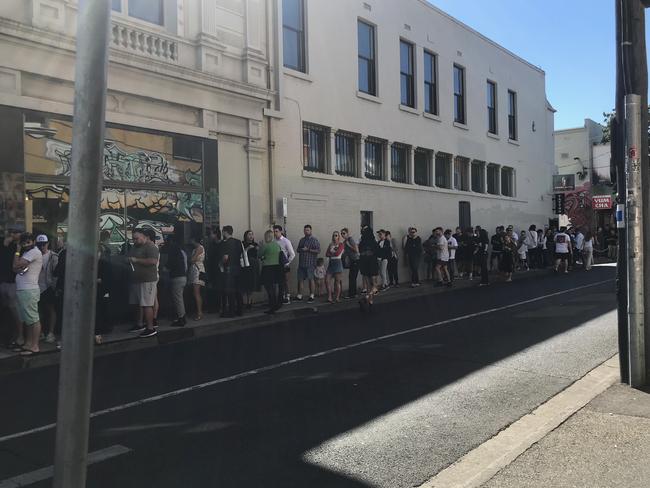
[0,279,613,445]
[418,354,620,488]
[0,445,131,488]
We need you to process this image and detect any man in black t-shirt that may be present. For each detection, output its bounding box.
[490,226,504,271]
[0,227,23,346]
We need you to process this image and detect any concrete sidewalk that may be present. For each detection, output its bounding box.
[482,381,650,488]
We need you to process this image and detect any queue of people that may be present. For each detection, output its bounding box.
[0,220,612,351]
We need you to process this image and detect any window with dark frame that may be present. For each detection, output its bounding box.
[283,0,306,72]
[435,152,452,188]
[365,138,385,180]
[453,157,470,191]
[424,51,438,115]
[414,149,432,186]
[335,132,358,177]
[303,123,327,173]
[391,144,408,183]
[487,164,499,195]
[487,81,497,134]
[508,90,518,140]
[173,136,203,162]
[128,0,164,25]
[454,65,466,124]
[501,167,514,196]
[358,20,376,96]
[471,161,485,193]
[400,40,415,108]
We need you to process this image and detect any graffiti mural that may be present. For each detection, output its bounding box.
[25,119,203,187]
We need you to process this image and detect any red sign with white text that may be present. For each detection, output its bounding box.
[592,195,612,210]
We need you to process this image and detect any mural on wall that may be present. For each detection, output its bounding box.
[26,185,203,252]
[25,119,202,187]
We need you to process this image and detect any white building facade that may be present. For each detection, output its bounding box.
[271,0,555,245]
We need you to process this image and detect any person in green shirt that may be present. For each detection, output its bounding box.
[260,230,283,313]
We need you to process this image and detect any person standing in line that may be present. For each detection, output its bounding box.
[403,227,422,287]
[553,227,573,274]
[386,230,399,288]
[574,227,585,266]
[518,229,529,271]
[273,225,295,304]
[537,229,546,268]
[358,226,380,305]
[341,228,360,299]
[12,233,43,355]
[445,229,458,282]
[458,228,475,280]
[164,235,188,327]
[500,234,517,282]
[36,234,58,343]
[526,225,539,269]
[314,258,326,297]
[219,225,244,317]
[1,226,23,348]
[376,229,391,290]
[422,229,437,281]
[128,229,159,338]
[241,230,260,309]
[583,231,594,271]
[325,231,345,303]
[206,226,224,314]
[433,227,451,287]
[188,234,206,321]
[295,224,320,303]
[489,227,504,272]
[477,228,490,286]
[260,230,283,314]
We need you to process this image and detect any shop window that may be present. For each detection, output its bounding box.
[303,123,327,173]
[471,161,485,193]
[365,138,384,180]
[335,132,358,177]
[487,164,500,195]
[391,143,408,183]
[453,156,470,191]
[435,152,452,189]
[414,149,432,186]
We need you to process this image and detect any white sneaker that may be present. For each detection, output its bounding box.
[45,333,56,344]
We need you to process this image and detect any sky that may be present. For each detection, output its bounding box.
[428,0,650,130]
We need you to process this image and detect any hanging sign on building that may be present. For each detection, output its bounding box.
[592,195,613,210]
[552,174,575,192]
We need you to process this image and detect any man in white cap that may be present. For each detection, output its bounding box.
[35,234,58,343]
[12,233,43,355]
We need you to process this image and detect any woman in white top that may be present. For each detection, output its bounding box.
[583,231,594,271]
[189,236,205,320]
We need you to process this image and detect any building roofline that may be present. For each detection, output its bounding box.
[415,0,546,76]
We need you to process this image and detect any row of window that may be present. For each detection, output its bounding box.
[302,123,515,197]
[282,1,519,140]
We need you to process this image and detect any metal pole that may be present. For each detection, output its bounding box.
[624,94,645,387]
[52,1,111,487]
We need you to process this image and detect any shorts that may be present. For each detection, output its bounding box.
[436,259,449,267]
[129,281,157,307]
[40,287,56,307]
[0,282,17,313]
[555,252,570,261]
[16,288,41,325]
[297,266,315,281]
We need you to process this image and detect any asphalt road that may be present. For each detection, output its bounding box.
[0,266,617,488]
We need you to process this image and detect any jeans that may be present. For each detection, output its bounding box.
[448,259,457,282]
[347,260,359,297]
[387,257,399,285]
[378,259,388,287]
[171,276,187,319]
[407,254,421,284]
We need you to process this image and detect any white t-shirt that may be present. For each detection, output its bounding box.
[16,247,43,291]
[447,236,458,260]
[436,236,449,262]
[583,238,593,251]
[575,232,585,250]
[555,233,571,254]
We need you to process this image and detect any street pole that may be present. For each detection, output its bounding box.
[614,0,629,383]
[52,1,111,487]
[625,94,646,387]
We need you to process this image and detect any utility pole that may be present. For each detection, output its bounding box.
[618,0,649,387]
[52,1,111,487]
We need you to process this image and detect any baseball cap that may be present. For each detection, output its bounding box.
[36,234,48,243]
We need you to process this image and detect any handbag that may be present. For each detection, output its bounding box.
[240,243,251,268]
[279,249,289,267]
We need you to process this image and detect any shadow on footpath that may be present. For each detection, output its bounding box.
[0,267,616,487]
